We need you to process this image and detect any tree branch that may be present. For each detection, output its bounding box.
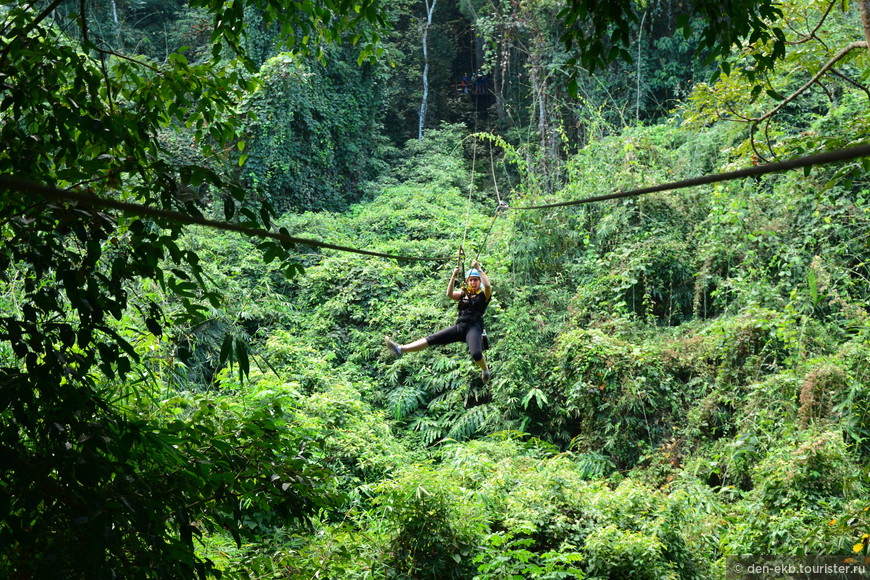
[749,40,868,123]
[830,68,870,101]
[787,0,836,46]
[94,46,162,73]
[0,0,65,68]
[79,0,89,44]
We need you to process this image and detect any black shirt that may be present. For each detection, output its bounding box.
[456,289,489,326]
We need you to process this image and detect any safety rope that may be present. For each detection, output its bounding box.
[468,141,510,264]
[458,109,482,277]
[460,158,475,255]
[472,200,509,264]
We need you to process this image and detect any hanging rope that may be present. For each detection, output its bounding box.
[472,200,509,264]
[489,141,504,206]
[460,126,509,267]
[458,107,483,275]
[465,139,509,264]
[460,134,477,256]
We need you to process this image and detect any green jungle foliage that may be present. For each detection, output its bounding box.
[238,50,389,212]
[2,0,870,578]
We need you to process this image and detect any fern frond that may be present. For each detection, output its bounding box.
[420,422,445,446]
[447,405,490,441]
[421,366,464,394]
[574,451,616,480]
[388,384,426,419]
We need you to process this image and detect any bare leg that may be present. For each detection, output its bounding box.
[400,338,429,353]
[475,355,491,383]
[385,336,429,356]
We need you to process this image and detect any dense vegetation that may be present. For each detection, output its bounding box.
[1,0,869,578]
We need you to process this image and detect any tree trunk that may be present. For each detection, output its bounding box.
[418,0,437,141]
[636,10,647,123]
[493,30,508,122]
[528,51,553,192]
[861,0,870,53]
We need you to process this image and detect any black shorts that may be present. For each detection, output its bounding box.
[426,322,485,361]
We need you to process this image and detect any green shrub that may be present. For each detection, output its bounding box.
[752,429,858,510]
[832,331,870,459]
[298,382,413,485]
[554,327,688,468]
[498,456,599,549]
[699,306,789,385]
[373,465,487,578]
[473,525,585,580]
[240,52,387,213]
[582,524,679,580]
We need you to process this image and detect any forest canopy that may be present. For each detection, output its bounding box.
[1,0,869,578]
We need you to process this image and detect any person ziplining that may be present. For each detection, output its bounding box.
[385,259,493,384]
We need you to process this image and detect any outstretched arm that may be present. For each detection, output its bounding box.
[446,266,462,300]
[471,260,492,300]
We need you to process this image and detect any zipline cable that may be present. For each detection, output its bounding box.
[2,143,868,264]
[0,176,455,263]
[510,143,870,210]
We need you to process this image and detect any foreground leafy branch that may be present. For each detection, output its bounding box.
[0,0,385,576]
